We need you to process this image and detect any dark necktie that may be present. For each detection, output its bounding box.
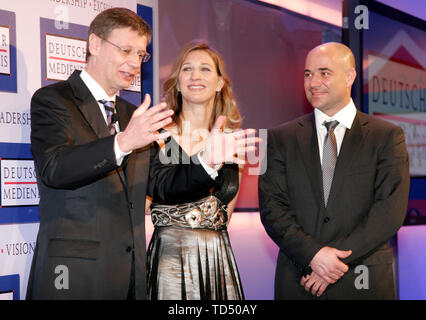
[322,120,339,207]
[98,99,117,135]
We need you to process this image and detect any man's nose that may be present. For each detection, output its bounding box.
[127,51,141,68]
[310,73,322,87]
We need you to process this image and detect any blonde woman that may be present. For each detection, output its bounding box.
[147,42,244,300]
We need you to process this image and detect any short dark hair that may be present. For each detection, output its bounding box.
[86,7,152,61]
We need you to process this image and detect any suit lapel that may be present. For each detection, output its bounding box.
[327,112,368,207]
[68,70,110,138]
[68,71,129,188]
[115,98,131,134]
[114,98,134,188]
[296,114,324,207]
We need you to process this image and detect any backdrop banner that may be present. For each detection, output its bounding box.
[0,0,144,299]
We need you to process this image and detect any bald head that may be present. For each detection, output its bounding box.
[304,42,357,116]
[307,42,356,70]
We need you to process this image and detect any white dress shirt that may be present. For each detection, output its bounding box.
[314,99,357,165]
[80,70,129,164]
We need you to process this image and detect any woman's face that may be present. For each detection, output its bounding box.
[177,50,224,106]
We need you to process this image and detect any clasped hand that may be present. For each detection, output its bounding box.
[301,246,352,297]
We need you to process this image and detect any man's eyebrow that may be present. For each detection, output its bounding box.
[304,68,333,73]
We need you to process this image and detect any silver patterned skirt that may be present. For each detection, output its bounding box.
[147,195,245,300]
[150,195,228,230]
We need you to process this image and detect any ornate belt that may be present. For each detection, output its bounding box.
[150,195,228,230]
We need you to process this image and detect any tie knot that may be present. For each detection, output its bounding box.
[323,120,339,133]
[98,99,115,114]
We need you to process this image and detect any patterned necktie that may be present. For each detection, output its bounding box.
[322,120,339,207]
[99,99,117,135]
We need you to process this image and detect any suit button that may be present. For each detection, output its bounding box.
[126,246,133,253]
[324,217,330,223]
[129,202,134,209]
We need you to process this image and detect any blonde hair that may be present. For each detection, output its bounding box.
[163,42,242,133]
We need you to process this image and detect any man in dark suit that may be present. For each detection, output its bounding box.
[27,8,251,300]
[259,42,410,299]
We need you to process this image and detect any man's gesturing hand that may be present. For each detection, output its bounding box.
[310,246,352,284]
[117,94,173,153]
[201,116,261,167]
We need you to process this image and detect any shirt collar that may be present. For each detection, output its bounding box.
[314,98,357,130]
[80,69,116,103]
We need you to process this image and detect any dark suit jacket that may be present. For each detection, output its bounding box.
[27,70,215,299]
[258,111,410,299]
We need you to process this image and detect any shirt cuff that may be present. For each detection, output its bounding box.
[197,151,221,180]
[114,133,131,165]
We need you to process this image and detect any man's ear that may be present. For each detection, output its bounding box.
[88,33,102,57]
[346,68,356,88]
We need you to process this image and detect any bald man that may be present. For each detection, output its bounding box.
[259,42,410,299]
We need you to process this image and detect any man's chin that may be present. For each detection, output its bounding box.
[118,80,134,91]
[310,102,325,110]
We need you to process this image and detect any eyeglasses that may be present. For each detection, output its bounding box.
[101,37,151,63]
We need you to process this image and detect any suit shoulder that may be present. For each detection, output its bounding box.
[32,80,72,101]
[358,112,403,133]
[269,113,312,135]
[116,96,138,111]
